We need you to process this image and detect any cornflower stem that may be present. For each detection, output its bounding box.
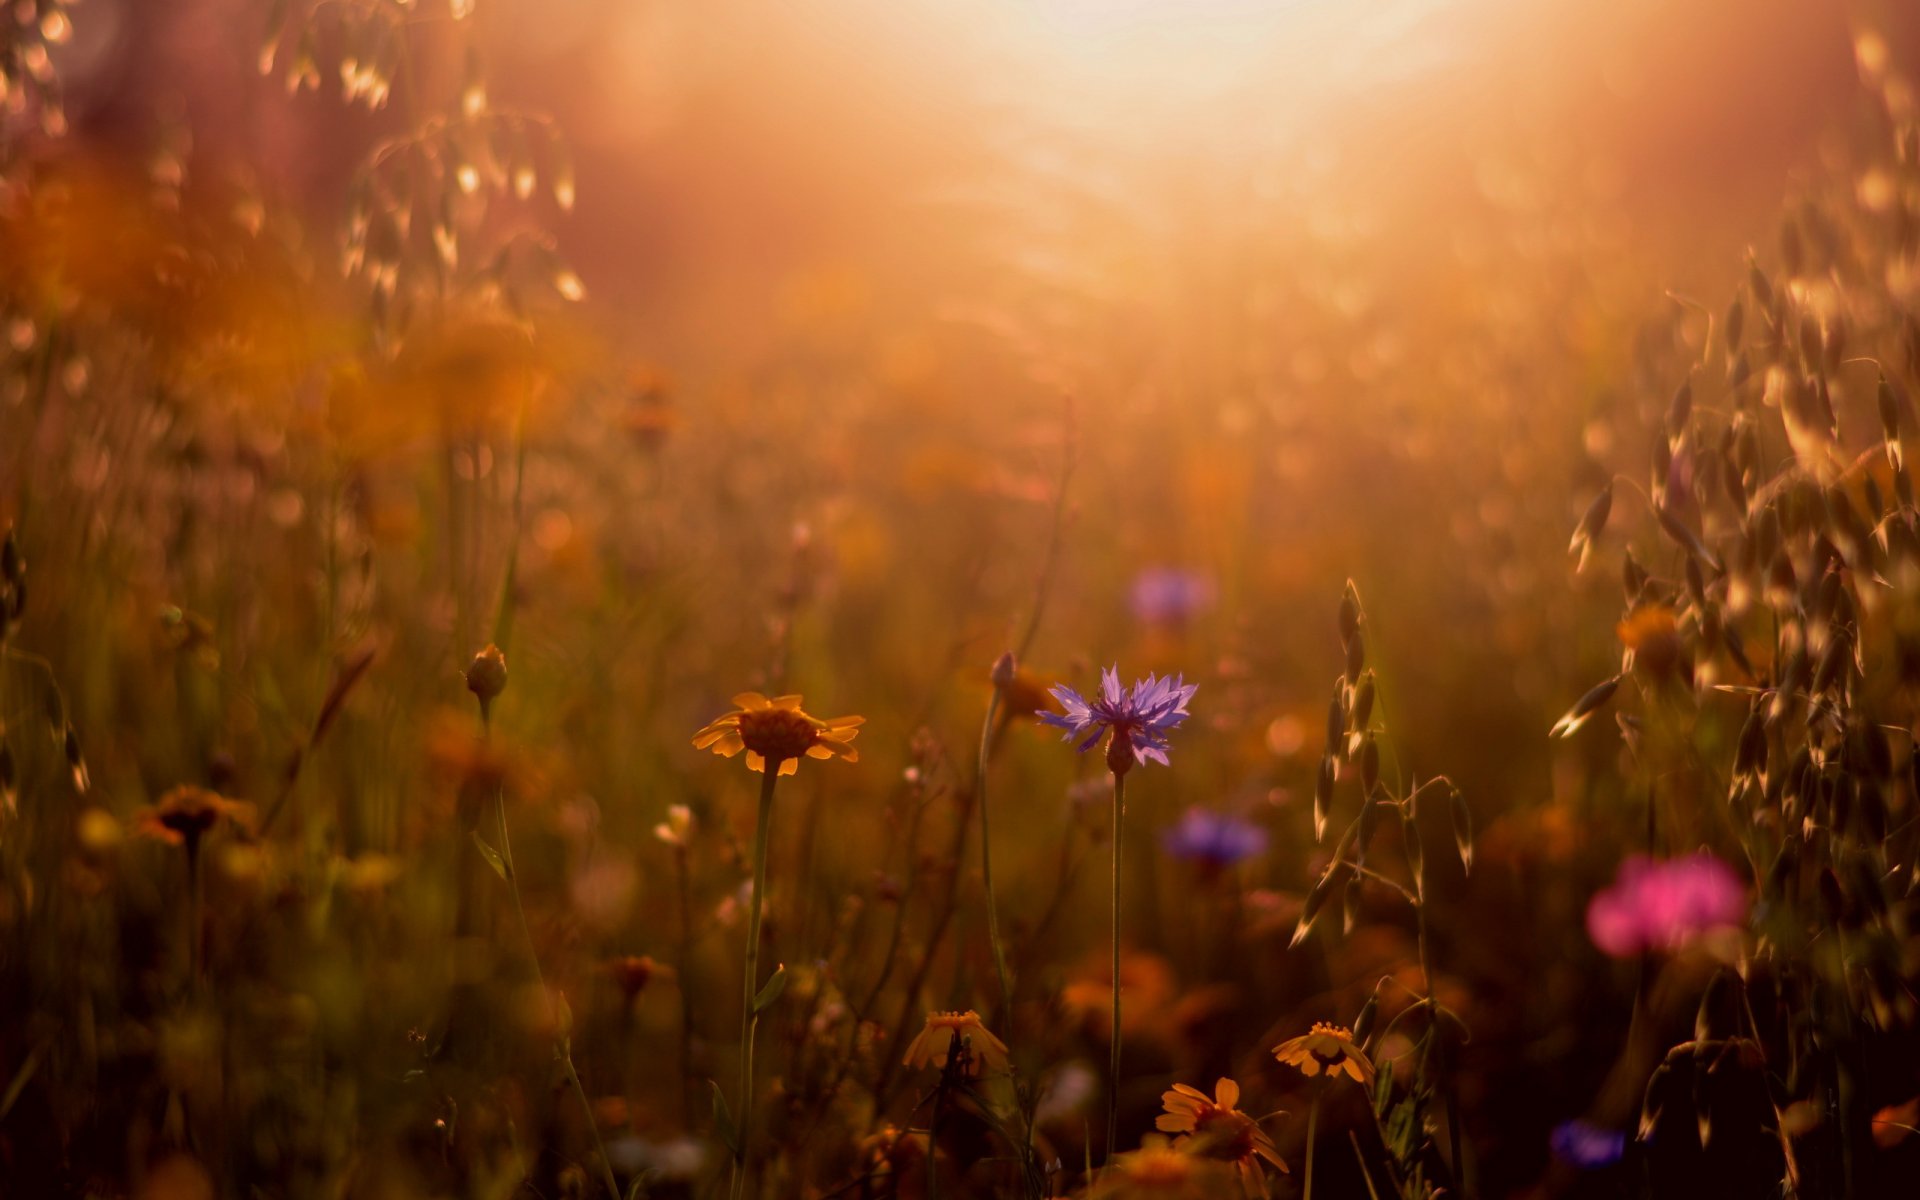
[731,765,780,1200]
[978,690,1013,1024]
[1107,768,1126,1165]
[483,707,621,1200]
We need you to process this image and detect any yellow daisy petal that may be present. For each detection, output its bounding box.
[731,692,771,711]
[745,751,766,773]
[778,757,799,776]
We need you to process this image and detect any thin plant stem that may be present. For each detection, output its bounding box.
[731,766,780,1200]
[978,688,1013,1024]
[1107,769,1126,1165]
[484,706,622,1200]
[676,843,697,1124]
[1304,1091,1320,1200]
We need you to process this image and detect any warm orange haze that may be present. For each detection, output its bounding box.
[3,0,1920,1196]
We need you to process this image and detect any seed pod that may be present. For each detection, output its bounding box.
[1722,444,1749,513]
[1725,299,1744,354]
[1404,813,1425,901]
[1734,708,1768,782]
[1290,858,1351,949]
[1338,582,1362,646]
[1344,627,1365,685]
[64,726,88,794]
[1551,676,1622,738]
[1570,482,1613,570]
[1748,257,1774,310]
[1341,874,1362,934]
[1882,377,1905,471]
[1449,786,1473,875]
[1728,350,1752,394]
[1358,734,1380,796]
[1622,550,1649,602]
[1830,774,1856,836]
[1350,670,1376,732]
[1325,692,1346,760]
[1638,1064,1670,1143]
[1812,632,1850,698]
[1799,315,1823,370]
[1685,556,1707,611]
[1765,549,1797,607]
[1767,841,1797,899]
[1352,990,1380,1047]
[1668,380,1693,438]
[1313,753,1334,843]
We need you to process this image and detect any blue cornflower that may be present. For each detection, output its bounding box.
[1041,666,1197,775]
[1129,567,1216,626]
[1549,1120,1626,1169]
[1161,806,1269,870]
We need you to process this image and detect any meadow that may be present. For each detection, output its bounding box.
[3,1,1920,1196]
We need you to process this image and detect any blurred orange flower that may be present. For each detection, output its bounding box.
[133,786,256,849]
[901,1010,1010,1078]
[1107,1135,1234,1197]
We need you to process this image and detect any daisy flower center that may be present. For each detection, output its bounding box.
[736,708,820,763]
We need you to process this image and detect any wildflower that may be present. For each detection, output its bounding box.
[465,642,508,706]
[1160,807,1269,873]
[901,1010,1011,1078]
[691,692,864,776]
[1273,1022,1376,1086]
[1586,854,1748,957]
[653,803,695,847]
[1157,1077,1288,1196]
[1108,1136,1234,1197]
[1130,567,1216,626]
[1041,667,1196,777]
[604,954,659,1004]
[133,786,256,849]
[1550,1119,1627,1169]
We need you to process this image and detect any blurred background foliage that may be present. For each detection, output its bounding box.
[3,0,1920,1196]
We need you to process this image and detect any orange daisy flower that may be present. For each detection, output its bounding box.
[1157,1077,1288,1197]
[691,692,863,776]
[132,786,256,848]
[901,1010,1011,1078]
[1107,1136,1234,1197]
[1272,1022,1376,1086]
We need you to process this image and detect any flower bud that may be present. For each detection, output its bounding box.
[465,643,508,705]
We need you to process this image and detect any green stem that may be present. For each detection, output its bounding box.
[1305,1092,1320,1200]
[1107,769,1126,1164]
[731,766,780,1200]
[978,690,1013,1023]
[487,710,621,1200]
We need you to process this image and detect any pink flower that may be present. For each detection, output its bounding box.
[1586,854,1747,957]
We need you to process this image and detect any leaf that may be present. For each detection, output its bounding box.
[752,963,788,1014]
[471,832,508,881]
[710,1080,741,1160]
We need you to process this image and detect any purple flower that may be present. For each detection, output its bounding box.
[1161,806,1268,870]
[1586,854,1748,957]
[1130,567,1215,626]
[1041,666,1196,772]
[1550,1120,1626,1169]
